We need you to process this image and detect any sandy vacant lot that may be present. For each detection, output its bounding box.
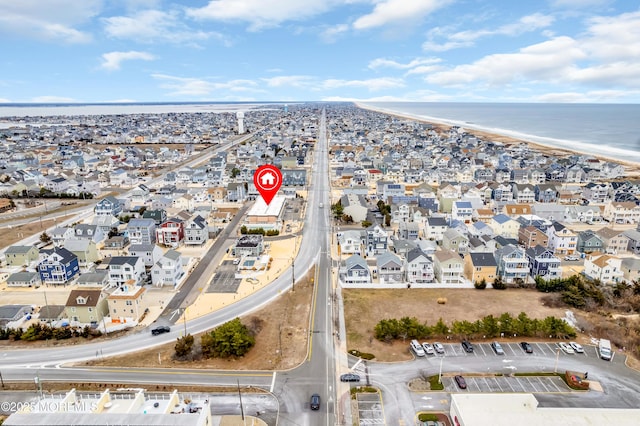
[344,288,579,362]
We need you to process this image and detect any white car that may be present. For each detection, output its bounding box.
[433,342,445,354]
[422,342,435,355]
[559,342,575,354]
[569,342,584,353]
[564,255,580,261]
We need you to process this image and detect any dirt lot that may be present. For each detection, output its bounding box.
[79,267,316,370]
[344,288,582,362]
[0,214,77,250]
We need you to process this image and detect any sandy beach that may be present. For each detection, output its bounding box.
[355,102,640,176]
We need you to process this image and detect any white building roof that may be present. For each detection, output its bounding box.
[247,195,286,217]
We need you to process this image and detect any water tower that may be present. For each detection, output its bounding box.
[236,111,245,134]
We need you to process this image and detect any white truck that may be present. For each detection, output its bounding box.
[599,338,612,361]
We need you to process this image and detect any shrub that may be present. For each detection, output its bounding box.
[474,278,487,290]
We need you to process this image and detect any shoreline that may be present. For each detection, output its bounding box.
[355,102,640,175]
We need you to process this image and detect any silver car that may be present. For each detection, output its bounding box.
[422,342,435,355]
[433,342,445,354]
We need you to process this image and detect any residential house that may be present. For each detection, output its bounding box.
[398,221,420,240]
[340,194,368,223]
[512,184,536,204]
[64,289,108,325]
[433,249,465,284]
[128,243,163,267]
[102,235,129,251]
[405,248,435,284]
[425,217,448,242]
[38,247,79,285]
[502,204,532,218]
[340,254,372,284]
[603,201,640,224]
[151,249,184,287]
[518,226,548,249]
[71,224,105,245]
[584,253,623,284]
[233,235,264,258]
[595,227,630,254]
[76,270,109,288]
[156,218,185,247]
[184,214,209,246]
[463,252,498,285]
[49,226,75,247]
[573,231,602,255]
[488,214,520,238]
[545,222,578,256]
[535,184,559,203]
[582,182,611,204]
[142,209,167,225]
[94,195,123,217]
[623,229,640,254]
[63,239,100,267]
[494,245,529,284]
[126,218,156,245]
[564,205,602,223]
[376,251,404,284]
[4,245,39,267]
[442,228,469,254]
[107,286,146,323]
[91,214,121,236]
[338,230,363,255]
[452,201,473,224]
[365,225,388,256]
[526,245,561,280]
[103,256,146,288]
[226,182,246,202]
[6,271,40,287]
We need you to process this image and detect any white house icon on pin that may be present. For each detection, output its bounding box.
[260,172,275,187]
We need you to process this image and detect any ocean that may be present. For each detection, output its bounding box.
[360,102,640,164]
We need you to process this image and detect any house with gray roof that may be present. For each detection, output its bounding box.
[4,245,39,267]
[151,249,184,288]
[127,218,157,245]
[376,251,404,284]
[405,248,434,284]
[76,270,109,288]
[340,254,371,285]
[6,271,40,287]
[184,215,209,246]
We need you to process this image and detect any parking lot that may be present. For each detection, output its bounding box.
[418,341,622,364]
[445,374,569,393]
[206,260,242,293]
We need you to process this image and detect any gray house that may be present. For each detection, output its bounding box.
[376,251,404,284]
[127,218,157,245]
[341,254,371,284]
[184,215,209,246]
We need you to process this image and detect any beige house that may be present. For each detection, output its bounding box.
[4,245,39,267]
[464,252,498,284]
[107,284,146,324]
[65,289,109,325]
[63,239,101,266]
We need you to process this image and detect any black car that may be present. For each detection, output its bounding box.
[340,373,361,382]
[520,341,533,353]
[461,340,474,353]
[454,375,467,389]
[151,325,170,335]
[310,394,320,410]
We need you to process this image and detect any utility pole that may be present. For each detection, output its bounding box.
[183,307,188,336]
[237,379,245,421]
[0,370,4,388]
[291,258,295,292]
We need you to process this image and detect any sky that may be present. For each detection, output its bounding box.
[0,0,639,103]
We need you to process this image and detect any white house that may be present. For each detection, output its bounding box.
[151,249,184,287]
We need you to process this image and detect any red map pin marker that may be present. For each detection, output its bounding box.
[253,164,283,205]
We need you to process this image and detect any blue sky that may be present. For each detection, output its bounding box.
[1,0,639,103]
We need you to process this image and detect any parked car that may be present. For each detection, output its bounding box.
[433,342,445,354]
[310,394,320,410]
[559,342,575,354]
[422,342,435,355]
[569,342,584,353]
[520,342,533,353]
[340,373,361,382]
[564,255,580,261]
[491,341,505,355]
[461,340,474,353]
[151,325,170,335]
[454,375,467,389]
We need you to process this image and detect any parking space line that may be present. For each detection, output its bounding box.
[493,377,504,392]
[506,343,519,356]
[503,377,516,392]
[526,377,541,392]
[549,377,563,392]
[511,377,525,392]
[469,378,480,392]
[479,344,488,356]
[537,377,552,392]
[534,343,547,356]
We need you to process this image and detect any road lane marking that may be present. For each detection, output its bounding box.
[270,372,276,393]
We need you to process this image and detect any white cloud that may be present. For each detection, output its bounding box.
[549,0,611,8]
[423,13,555,52]
[262,75,315,88]
[0,98,11,103]
[321,77,405,91]
[535,89,631,102]
[185,0,343,31]
[100,51,156,71]
[368,57,441,70]
[31,96,77,103]
[151,74,262,96]
[0,0,99,43]
[103,9,228,45]
[353,0,450,30]
[320,24,349,43]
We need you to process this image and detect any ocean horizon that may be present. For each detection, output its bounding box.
[360,102,640,165]
[1,100,639,164]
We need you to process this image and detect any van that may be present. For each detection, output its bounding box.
[310,394,320,410]
[410,339,426,357]
[599,338,612,361]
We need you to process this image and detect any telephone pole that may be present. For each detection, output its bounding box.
[291,258,295,292]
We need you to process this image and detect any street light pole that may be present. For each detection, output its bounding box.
[554,348,560,373]
[291,258,295,292]
[438,356,445,384]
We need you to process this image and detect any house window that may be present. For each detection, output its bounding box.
[126,300,132,306]
[88,308,93,312]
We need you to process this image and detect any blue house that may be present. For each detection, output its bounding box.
[94,195,123,217]
[525,245,561,280]
[38,247,80,285]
